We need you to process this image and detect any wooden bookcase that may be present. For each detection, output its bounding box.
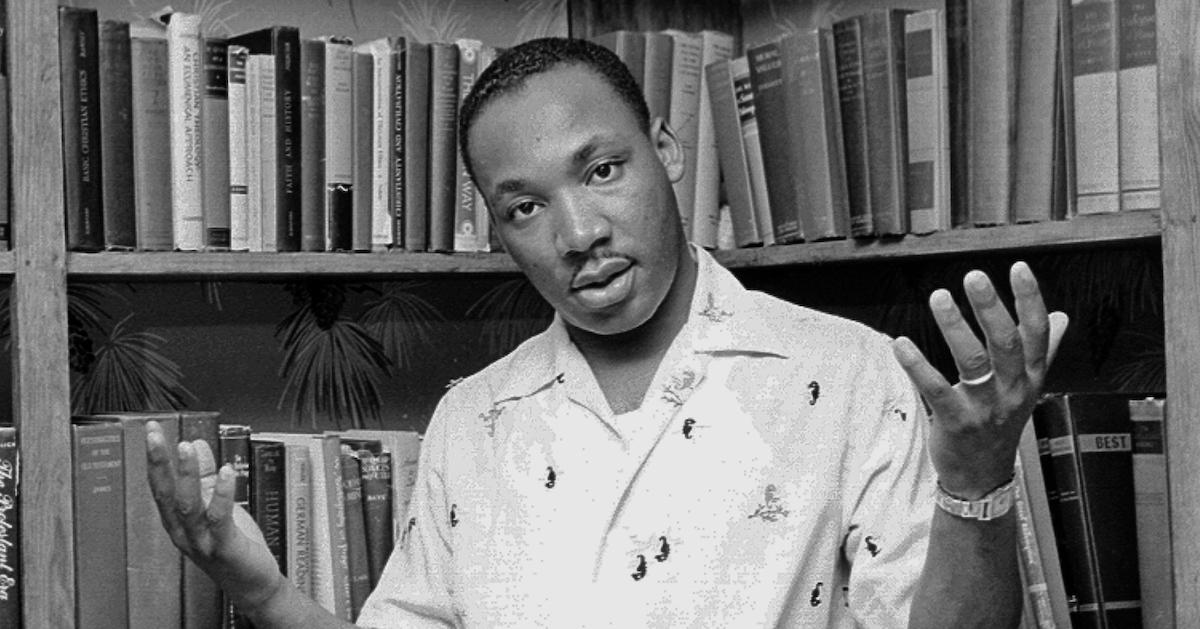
[8,0,1199,625]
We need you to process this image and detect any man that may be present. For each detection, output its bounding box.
[146,38,1067,627]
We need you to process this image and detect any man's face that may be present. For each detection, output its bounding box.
[468,65,687,336]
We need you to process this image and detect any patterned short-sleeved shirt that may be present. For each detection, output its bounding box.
[357,247,936,628]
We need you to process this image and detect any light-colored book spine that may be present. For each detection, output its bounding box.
[1072,0,1120,214]
[691,30,734,249]
[1013,0,1062,223]
[968,0,1018,226]
[1129,397,1174,628]
[454,38,483,252]
[904,9,950,234]
[705,57,760,247]
[732,57,773,247]
[642,32,674,125]
[324,38,355,252]
[1014,425,1066,629]
[259,55,279,252]
[130,22,173,251]
[662,30,704,239]
[228,45,249,251]
[166,12,205,250]
[245,55,264,252]
[1117,0,1159,210]
[253,433,316,599]
[355,38,396,250]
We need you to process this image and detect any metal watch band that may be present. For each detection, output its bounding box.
[933,477,1016,521]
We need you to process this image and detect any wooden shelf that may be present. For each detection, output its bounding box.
[67,210,1163,279]
[0,250,17,276]
[714,209,1162,268]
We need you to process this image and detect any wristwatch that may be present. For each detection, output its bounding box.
[934,476,1016,521]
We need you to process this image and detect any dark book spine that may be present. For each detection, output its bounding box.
[59,7,105,252]
[179,412,223,629]
[360,451,393,587]
[130,33,173,251]
[427,42,460,253]
[747,41,803,243]
[861,10,909,236]
[218,424,252,629]
[203,38,232,251]
[705,59,760,247]
[99,20,135,250]
[402,42,431,252]
[324,40,354,252]
[301,39,326,252]
[71,422,128,629]
[833,18,873,237]
[351,52,374,252]
[340,452,372,621]
[0,427,19,628]
[453,40,481,252]
[0,75,9,250]
[390,41,407,249]
[945,0,971,227]
[251,441,288,573]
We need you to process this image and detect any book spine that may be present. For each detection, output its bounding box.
[0,76,7,250]
[351,52,374,252]
[1072,0,1121,214]
[59,7,105,252]
[731,58,773,247]
[1129,397,1174,627]
[179,412,223,629]
[473,46,498,251]
[904,10,951,234]
[360,451,393,587]
[1117,0,1159,210]
[284,443,313,596]
[663,30,704,240]
[402,42,431,252]
[967,0,1018,226]
[260,57,279,252]
[642,32,674,124]
[203,38,232,251]
[228,46,250,251]
[363,40,395,251]
[453,39,482,253]
[71,422,128,629]
[1014,0,1062,223]
[390,42,407,250]
[861,10,909,236]
[246,56,264,252]
[706,58,761,247]
[747,41,803,243]
[428,43,460,253]
[131,30,172,251]
[219,424,252,629]
[251,441,288,573]
[1017,416,1072,628]
[324,40,354,252]
[300,39,326,252]
[0,427,19,628]
[782,28,849,242]
[271,29,302,251]
[99,20,135,250]
[340,452,372,621]
[167,13,204,251]
[833,17,874,237]
[692,31,734,249]
[944,0,971,227]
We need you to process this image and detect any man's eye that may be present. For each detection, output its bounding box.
[508,201,542,220]
[590,161,622,184]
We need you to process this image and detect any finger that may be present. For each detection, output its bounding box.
[206,464,237,531]
[1010,261,1051,376]
[145,422,183,527]
[1047,311,1069,367]
[175,441,206,522]
[928,288,991,382]
[892,336,959,419]
[963,270,1023,382]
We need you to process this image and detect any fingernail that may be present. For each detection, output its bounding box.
[893,337,918,361]
[930,289,954,310]
[218,465,233,481]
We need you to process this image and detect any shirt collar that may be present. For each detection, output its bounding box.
[485,245,789,404]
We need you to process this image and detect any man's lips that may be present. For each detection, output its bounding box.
[571,257,632,290]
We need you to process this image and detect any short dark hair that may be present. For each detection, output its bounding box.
[458,37,652,184]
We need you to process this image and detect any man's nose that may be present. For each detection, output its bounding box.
[554,193,611,256]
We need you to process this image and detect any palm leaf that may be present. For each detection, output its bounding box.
[515,0,568,43]
[466,277,553,358]
[356,282,443,370]
[276,304,393,429]
[71,314,196,414]
[392,0,471,43]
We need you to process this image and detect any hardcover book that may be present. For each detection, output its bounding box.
[860,9,910,236]
[1013,0,1063,223]
[323,38,355,252]
[228,45,250,251]
[351,52,374,252]
[179,411,223,629]
[354,37,400,251]
[428,42,460,253]
[903,10,951,234]
[300,39,327,252]
[747,40,803,243]
[1129,397,1173,627]
[0,426,19,628]
[130,22,173,250]
[99,20,136,250]
[166,12,205,251]
[944,0,971,227]
[706,58,762,247]
[340,451,372,620]
[1117,0,1159,210]
[360,450,393,587]
[662,30,704,239]
[202,38,232,251]
[59,6,105,252]
[691,30,735,249]
[641,32,674,125]
[401,41,431,252]
[1071,0,1121,215]
[453,38,483,253]
[251,440,288,575]
[967,0,1019,226]
[833,17,873,237]
[71,421,128,629]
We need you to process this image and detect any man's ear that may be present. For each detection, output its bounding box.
[650,117,685,184]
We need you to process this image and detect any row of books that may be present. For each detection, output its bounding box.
[58,6,502,255]
[1016,394,1171,628]
[59,411,421,629]
[651,0,1159,251]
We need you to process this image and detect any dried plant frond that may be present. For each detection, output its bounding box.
[71,314,196,414]
[200,281,225,311]
[1107,330,1166,394]
[356,282,443,370]
[515,0,567,43]
[466,278,552,358]
[392,0,470,43]
[276,305,393,429]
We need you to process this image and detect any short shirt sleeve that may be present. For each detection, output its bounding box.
[840,334,937,627]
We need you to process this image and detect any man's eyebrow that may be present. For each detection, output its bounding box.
[492,178,528,198]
